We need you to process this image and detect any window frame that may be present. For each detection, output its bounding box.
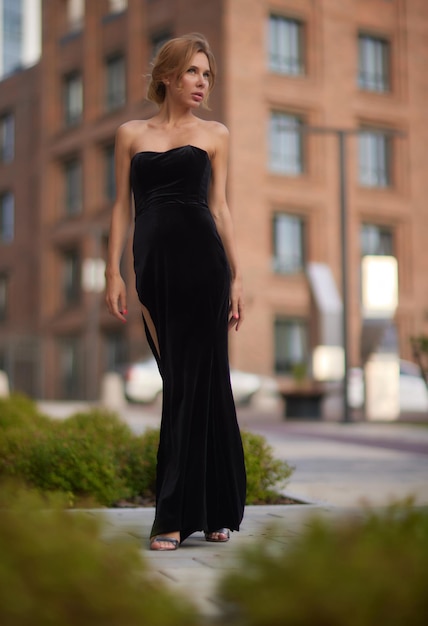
[62,248,81,306]
[358,33,390,93]
[268,14,304,76]
[0,273,8,321]
[63,71,83,126]
[269,111,304,175]
[272,212,305,274]
[0,191,15,244]
[358,128,392,188]
[0,112,15,162]
[108,0,127,13]
[274,317,309,375]
[64,158,82,215]
[105,54,126,111]
[66,0,85,32]
[361,223,394,257]
[58,336,82,399]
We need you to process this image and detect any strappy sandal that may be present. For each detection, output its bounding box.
[204,528,230,543]
[150,536,180,551]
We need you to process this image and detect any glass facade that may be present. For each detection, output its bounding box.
[2,0,22,75]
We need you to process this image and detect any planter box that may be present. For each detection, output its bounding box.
[280,388,324,419]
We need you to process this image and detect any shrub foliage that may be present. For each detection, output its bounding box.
[217,502,428,626]
[0,485,199,626]
[0,394,292,507]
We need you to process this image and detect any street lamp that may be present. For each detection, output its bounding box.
[298,126,404,422]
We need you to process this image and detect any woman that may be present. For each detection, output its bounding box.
[106,33,246,551]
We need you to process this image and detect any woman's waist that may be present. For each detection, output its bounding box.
[135,197,209,216]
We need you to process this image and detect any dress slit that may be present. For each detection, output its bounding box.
[141,304,161,363]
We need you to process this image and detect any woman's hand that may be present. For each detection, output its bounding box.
[105,271,128,323]
[229,277,244,332]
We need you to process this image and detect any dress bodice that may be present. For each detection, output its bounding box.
[130,144,212,216]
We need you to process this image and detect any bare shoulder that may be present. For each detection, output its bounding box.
[197,120,229,160]
[116,120,149,153]
[201,120,229,142]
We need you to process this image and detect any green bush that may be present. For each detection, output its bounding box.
[119,428,160,500]
[217,502,428,626]
[241,431,293,504]
[0,484,199,626]
[0,395,293,507]
[0,393,51,430]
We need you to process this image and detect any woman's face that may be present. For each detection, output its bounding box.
[168,51,211,108]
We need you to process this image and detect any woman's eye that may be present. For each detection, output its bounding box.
[187,68,196,73]
[204,72,210,79]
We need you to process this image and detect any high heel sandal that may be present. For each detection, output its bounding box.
[204,528,230,542]
[150,536,180,551]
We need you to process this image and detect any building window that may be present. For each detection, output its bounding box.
[0,113,14,162]
[359,129,391,187]
[0,192,14,243]
[104,144,116,201]
[64,159,82,215]
[358,34,390,92]
[66,0,84,31]
[0,274,8,321]
[64,72,83,126]
[105,332,127,370]
[59,337,81,399]
[274,317,309,374]
[269,112,304,175]
[105,55,126,111]
[108,0,127,12]
[361,224,394,256]
[273,213,305,274]
[268,15,304,75]
[151,32,172,58]
[62,249,80,305]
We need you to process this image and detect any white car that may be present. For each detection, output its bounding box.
[348,360,428,413]
[124,357,261,405]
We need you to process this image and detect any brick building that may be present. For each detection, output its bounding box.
[0,64,41,395]
[1,0,427,402]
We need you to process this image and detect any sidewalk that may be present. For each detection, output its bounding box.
[39,400,428,618]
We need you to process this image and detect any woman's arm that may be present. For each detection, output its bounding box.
[105,123,134,323]
[208,124,244,331]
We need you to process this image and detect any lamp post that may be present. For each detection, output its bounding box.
[297,126,404,423]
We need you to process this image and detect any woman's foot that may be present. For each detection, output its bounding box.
[150,532,180,551]
[205,528,230,543]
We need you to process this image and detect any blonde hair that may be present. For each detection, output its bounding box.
[147,33,216,108]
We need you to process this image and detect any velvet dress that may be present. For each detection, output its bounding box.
[130,144,246,541]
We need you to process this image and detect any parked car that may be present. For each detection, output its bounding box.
[348,360,428,413]
[124,357,262,405]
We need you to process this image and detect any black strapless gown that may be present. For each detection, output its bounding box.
[130,144,246,541]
